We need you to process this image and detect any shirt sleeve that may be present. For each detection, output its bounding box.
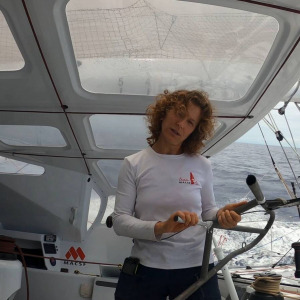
[201,159,219,221]
[111,158,158,241]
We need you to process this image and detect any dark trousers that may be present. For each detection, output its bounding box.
[115,263,221,300]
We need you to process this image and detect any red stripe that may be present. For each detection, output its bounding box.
[77,247,86,260]
[69,247,78,260]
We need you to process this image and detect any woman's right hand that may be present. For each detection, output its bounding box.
[154,211,199,236]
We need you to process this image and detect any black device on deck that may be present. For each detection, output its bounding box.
[122,257,140,275]
[292,242,300,278]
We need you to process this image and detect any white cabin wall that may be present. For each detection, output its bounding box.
[0,163,92,241]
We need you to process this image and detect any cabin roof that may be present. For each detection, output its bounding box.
[1,0,300,240]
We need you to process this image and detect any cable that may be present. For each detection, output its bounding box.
[263,117,300,160]
[284,114,300,165]
[258,123,295,198]
[161,229,185,240]
[272,237,300,268]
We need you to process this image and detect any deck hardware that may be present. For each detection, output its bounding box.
[69,207,77,224]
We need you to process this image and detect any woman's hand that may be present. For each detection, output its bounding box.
[217,201,247,229]
[154,211,199,236]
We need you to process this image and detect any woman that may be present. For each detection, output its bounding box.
[112,90,246,299]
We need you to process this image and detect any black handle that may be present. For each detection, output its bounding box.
[106,215,113,228]
[246,175,265,204]
[292,242,300,278]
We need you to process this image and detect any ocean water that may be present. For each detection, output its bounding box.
[211,142,300,222]
[210,142,300,269]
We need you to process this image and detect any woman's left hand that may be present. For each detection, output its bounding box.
[217,201,247,229]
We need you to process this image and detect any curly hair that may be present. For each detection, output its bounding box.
[146,90,215,154]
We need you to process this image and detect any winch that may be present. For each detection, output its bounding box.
[247,272,284,300]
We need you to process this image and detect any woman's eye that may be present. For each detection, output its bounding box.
[177,112,184,118]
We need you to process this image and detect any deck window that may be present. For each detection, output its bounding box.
[90,115,148,150]
[66,0,278,100]
[0,11,25,71]
[0,125,67,147]
[97,159,123,188]
[0,156,44,175]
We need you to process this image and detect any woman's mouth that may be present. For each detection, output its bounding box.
[170,128,180,136]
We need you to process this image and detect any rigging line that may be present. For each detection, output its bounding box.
[269,112,279,132]
[258,123,295,198]
[277,139,300,191]
[0,110,251,119]
[263,114,276,132]
[262,118,300,160]
[21,0,91,176]
[268,111,300,189]
[272,237,300,268]
[284,113,300,165]
[0,151,127,160]
[255,227,300,249]
[236,0,300,14]
[0,151,83,159]
[295,102,300,113]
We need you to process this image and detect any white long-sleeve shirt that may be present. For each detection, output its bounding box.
[112,147,218,269]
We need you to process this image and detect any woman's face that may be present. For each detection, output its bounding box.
[159,102,201,148]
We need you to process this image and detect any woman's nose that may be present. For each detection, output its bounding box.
[177,120,184,129]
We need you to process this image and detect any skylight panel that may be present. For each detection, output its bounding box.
[0,156,44,175]
[0,11,25,71]
[66,0,279,101]
[97,160,123,188]
[0,125,67,147]
[90,115,148,150]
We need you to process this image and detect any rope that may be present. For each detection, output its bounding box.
[0,236,29,300]
[0,235,124,300]
[284,113,300,165]
[277,138,300,191]
[272,237,300,268]
[261,115,300,191]
[258,123,295,198]
[0,235,122,267]
[13,252,122,268]
[251,275,282,296]
[263,116,300,160]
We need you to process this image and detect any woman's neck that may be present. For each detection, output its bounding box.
[152,141,183,155]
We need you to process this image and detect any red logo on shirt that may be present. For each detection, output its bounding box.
[190,172,195,184]
[179,172,198,185]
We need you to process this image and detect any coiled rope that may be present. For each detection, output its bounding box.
[251,274,282,296]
